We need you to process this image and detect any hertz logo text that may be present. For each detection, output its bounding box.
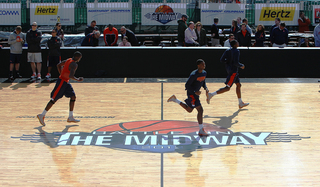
[259,7,295,21]
[35,6,58,15]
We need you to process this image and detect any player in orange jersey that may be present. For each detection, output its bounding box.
[37,51,83,126]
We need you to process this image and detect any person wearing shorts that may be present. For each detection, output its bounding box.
[8,26,25,80]
[207,40,249,109]
[167,59,210,136]
[26,22,42,80]
[37,51,84,126]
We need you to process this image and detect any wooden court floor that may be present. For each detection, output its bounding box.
[0,78,319,186]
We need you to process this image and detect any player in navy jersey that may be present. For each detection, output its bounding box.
[167,59,209,136]
[207,40,249,109]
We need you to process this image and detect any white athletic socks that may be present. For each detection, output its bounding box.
[238,98,243,104]
[211,91,217,96]
[69,111,73,117]
[199,124,203,130]
[174,99,182,104]
[41,110,47,116]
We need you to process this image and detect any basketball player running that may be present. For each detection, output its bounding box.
[168,59,209,136]
[206,40,249,109]
[37,51,83,126]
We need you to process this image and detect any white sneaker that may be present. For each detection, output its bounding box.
[198,128,209,136]
[37,73,41,80]
[167,95,177,102]
[239,102,249,109]
[31,73,36,79]
[67,116,80,123]
[206,93,214,104]
[45,73,51,79]
[37,114,46,126]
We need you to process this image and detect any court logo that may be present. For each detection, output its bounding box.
[144,5,181,24]
[12,120,310,153]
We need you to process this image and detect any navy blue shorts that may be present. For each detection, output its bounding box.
[225,73,240,87]
[47,56,61,67]
[50,78,75,101]
[185,93,201,108]
[10,53,22,64]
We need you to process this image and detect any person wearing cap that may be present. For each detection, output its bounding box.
[103,24,118,46]
[8,25,25,80]
[177,14,188,46]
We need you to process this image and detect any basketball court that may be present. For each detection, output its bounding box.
[1,78,319,186]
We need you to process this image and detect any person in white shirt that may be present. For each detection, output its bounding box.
[184,21,199,46]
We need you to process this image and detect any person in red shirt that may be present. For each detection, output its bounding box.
[103,24,118,46]
[37,51,84,126]
[298,12,311,33]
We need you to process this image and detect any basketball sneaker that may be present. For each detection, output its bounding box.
[31,73,36,79]
[37,73,41,80]
[198,128,209,136]
[167,95,177,102]
[206,92,214,104]
[67,116,80,123]
[16,72,22,78]
[45,73,51,79]
[37,114,46,126]
[239,102,249,109]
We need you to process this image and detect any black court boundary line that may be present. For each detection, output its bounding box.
[0,78,319,84]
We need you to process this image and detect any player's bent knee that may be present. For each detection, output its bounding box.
[50,100,55,104]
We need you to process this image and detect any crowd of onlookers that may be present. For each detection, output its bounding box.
[4,11,320,80]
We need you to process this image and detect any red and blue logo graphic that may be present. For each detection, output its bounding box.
[13,120,310,153]
[144,5,181,24]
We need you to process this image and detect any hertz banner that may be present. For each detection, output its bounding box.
[0,3,21,25]
[30,3,74,25]
[255,4,299,26]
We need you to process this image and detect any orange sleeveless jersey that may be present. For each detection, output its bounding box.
[59,58,74,82]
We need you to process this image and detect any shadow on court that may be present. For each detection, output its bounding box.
[204,109,248,129]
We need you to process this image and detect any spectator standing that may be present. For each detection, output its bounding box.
[184,21,199,46]
[8,26,25,80]
[118,36,131,47]
[120,26,139,46]
[46,29,62,79]
[230,19,240,36]
[177,14,188,46]
[54,23,64,41]
[270,22,288,47]
[195,22,207,46]
[236,23,251,47]
[81,30,101,46]
[211,17,220,46]
[85,20,99,46]
[254,24,266,47]
[270,17,280,34]
[26,22,42,80]
[224,34,235,47]
[103,24,118,46]
[237,17,241,27]
[313,23,320,47]
[300,37,314,47]
[242,18,252,35]
[298,12,311,33]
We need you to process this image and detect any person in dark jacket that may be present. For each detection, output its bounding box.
[26,22,42,80]
[207,40,249,109]
[254,24,266,47]
[46,29,62,79]
[230,19,240,36]
[211,17,220,46]
[270,22,288,47]
[120,26,139,46]
[236,23,251,47]
[167,59,210,136]
[81,31,100,46]
[195,22,207,46]
[85,20,99,46]
[269,17,280,34]
[177,14,188,46]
